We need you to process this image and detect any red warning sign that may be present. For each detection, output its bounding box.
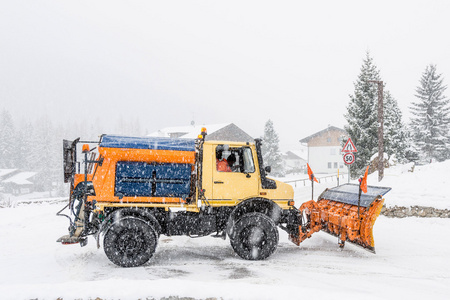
[342,138,357,153]
[343,152,355,165]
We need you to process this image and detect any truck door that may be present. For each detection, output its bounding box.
[212,145,259,201]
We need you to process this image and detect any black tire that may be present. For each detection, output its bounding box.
[230,212,279,260]
[103,217,158,267]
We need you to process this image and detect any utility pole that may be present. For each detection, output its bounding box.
[368,80,384,181]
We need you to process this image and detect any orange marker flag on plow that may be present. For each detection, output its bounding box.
[360,166,369,193]
[307,163,319,183]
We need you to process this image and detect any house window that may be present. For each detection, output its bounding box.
[328,162,332,169]
[334,162,338,168]
[327,137,331,143]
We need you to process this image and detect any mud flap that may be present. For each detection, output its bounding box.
[289,184,390,253]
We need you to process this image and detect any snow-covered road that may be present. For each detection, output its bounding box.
[0,203,449,300]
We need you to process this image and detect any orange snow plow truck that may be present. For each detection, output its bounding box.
[57,130,390,267]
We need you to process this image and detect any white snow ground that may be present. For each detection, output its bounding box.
[0,162,449,300]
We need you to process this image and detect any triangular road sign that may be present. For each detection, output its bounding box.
[342,138,357,153]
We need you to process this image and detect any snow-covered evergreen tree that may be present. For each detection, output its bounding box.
[383,91,408,162]
[32,116,60,191]
[410,64,450,162]
[15,121,35,169]
[261,119,284,176]
[0,110,17,168]
[345,53,408,177]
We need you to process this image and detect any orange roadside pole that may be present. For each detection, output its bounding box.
[307,163,318,200]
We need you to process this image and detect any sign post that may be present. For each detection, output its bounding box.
[342,138,357,183]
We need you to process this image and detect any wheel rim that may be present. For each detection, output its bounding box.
[230,213,279,260]
[240,225,267,257]
[104,218,158,267]
[116,228,146,258]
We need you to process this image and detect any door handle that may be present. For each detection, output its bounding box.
[214,181,224,184]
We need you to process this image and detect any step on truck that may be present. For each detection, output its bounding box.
[57,129,390,267]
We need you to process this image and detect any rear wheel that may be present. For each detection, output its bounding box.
[230,212,279,260]
[103,217,158,267]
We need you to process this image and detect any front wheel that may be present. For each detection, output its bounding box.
[230,212,279,260]
[103,217,158,267]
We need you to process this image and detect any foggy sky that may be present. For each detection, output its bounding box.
[1,0,449,150]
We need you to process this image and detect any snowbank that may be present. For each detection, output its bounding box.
[283,160,450,210]
[369,160,450,209]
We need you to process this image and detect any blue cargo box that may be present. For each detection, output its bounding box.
[115,161,192,199]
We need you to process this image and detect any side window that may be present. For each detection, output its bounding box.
[242,147,255,173]
[216,145,232,172]
[215,145,255,173]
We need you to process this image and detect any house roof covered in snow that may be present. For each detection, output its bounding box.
[299,125,346,143]
[148,123,254,142]
[2,172,37,185]
[0,169,18,179]
[285,151,306,161]
[148,123,230,138]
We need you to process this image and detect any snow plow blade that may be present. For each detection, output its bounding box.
[289,184,391,253]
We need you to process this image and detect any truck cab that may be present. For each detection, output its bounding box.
[201,140,293,209]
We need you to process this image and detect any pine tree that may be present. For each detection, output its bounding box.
[0,110,17,168]
[404,128,420,162]
[345,53,408,177]
[15,121,34,169]
[410,64,450,162]
[32,116,59,191]
[261,119,284,176]
[383,91,408,162]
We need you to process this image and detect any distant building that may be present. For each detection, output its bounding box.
[299,126,348,174]
[0,169,18,181]
[0,170,38,194]
[283,151,307,174]
[148,123,254,143]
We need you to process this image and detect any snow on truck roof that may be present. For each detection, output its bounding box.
[100,135,196,151]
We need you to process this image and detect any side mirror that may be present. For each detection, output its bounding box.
[264,166,271,173]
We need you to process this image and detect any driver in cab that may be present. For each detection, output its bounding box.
[216,146,236,172]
